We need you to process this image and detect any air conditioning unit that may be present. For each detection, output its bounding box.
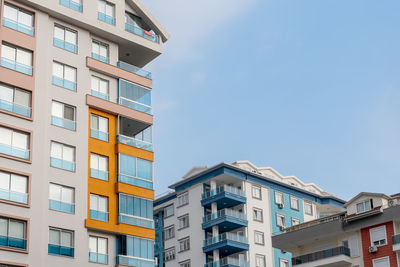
[278,203,284,209]
[369,246,378,253]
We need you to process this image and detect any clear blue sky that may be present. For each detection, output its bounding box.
[144,0,400,200]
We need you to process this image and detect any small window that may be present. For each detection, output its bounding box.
[253,208,263,222]
[164,225,175,240]
[356,199,373,214]
[277,214,286,228]
[90,194,108,222]
[304,201,313,215]
[292,218,300,226]
[177,192,189,207]
[3,3,34,35]
[254,231,265,245]
[49,183,75,214]
[164,247,175,262]
[255,254,266,267]
[90,153,108,181]
[98,0,115,25]
[52,61,77,91]
[91,76,109,100]
[0,170,28,204]
[51,101,76,131]
[91,114,109,141]
[179,237,190,252]
[178,214,189,229]
[164,204,174,218]
[1,43,33,75]
[92,40,109,63]
[180,260,191,267]
[48,227,74,257]
[370,226,387,247]
[290,196,299,210]
[252,186,262,199]
[50,141,75,171]
[0,82,32,117]
[0,125,30,160]
[89,236,108,264]
[280,259,289,267]
[275,191,284,205]
[53,24,77,53]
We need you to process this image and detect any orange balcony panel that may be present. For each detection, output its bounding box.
[85,219,155,239]
[116,143,154,162]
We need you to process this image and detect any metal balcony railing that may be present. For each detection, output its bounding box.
[202,185,246,200]
[292,246,350,265]
[203,209,246,223]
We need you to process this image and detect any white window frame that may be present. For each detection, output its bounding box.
[178,214,189,229]
[51,100,75,122]
[291,217,300,226]
[91,75,109,96]
[255,254,266,267]
[52,61,76,83]
[0,82,31,110]
[0,125,29,150]
[50,141,75,163]
[373,256,390,267]
[290,196,299,210]
[277,213,286,227]
[252,186,262,199]
[90,153,108,173]
[370,225,387,247]
[91,114,108,133]
[177,192,189,207]
[54,24,77,46]
[253,208,263,222]
[275,191,284,205]
[49,227,73,248]
[0,170,28,201]
[254,231,265,245]
[1,43,32,67]
[3,3,34,28]
[89,235,108,257]
[90,194,108,213]
[356,199,372,214]
[98,0,115,18]
[92,39,109,59]
[280,258,289,267]
[0,216,26,242]
[304,201,313,215]
[49,183,75,205]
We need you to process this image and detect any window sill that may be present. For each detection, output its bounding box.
[0,245,28,254]
[0,198,29,208]
[0,152,31,164]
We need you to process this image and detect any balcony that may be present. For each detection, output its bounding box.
[3,17,34,36]
[0,188,28,204]
[0,99,31,117]
[119,79,152,115]
[0,235,26,250]
[98,12,115,25]
[117,135,153,152]
[51,116,76,131]
[50,157,76,172]
[203,233,249,256]
[118,214,154,229]
[0,143,29,160]
[89,252,108,264]
[1,57,32,76]
[90,168,109,181]
[90,210,109,222]
[292,246,351,266]
[201,185,246,209]
[117,61,152,80]
[52,76,76,91]
[48,243,74,257]
[91,52,109,64]
[90,129,109,142]
[393,234,400,252]
[59,0,82,12]
[49,199,75,214]
[205,257,250,267]
[125,22,160,44]
[203,209,247,232]
[53,38,77,53]
[116,255,155,267]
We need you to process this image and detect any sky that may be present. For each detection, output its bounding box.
[142,0,400,200]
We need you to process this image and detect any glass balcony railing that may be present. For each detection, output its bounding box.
[49,199,75,214]
[0,188,28,204]
[117,61,152,79]
[53,38,77,53]
[91,90,109,101]
[292,246,350,265]
[125,22,159,44]
[90,210,108,222]
[118,174,153,190]
[202,185,246,200]
[1,57,32,75]
[118,97,152,115]
[205,257,250,267]
[393,234,400,245]
[89,252,108,264]
[0,235,27,250]
[98,12,115,25]
[117,135,153,152]
[90,129,109,142]
[52,76,76,91]
[117,255,155,267]
[90,168,109,181]
[0,143,29,159]
[203,209,247,223]
[204,233,248,247]
[48,243,74,257]
[50,157,75,172]
[91,52,109,64]
[0,99,31,117]
[118,214,154,229]
[3,17,34,36]
[59,0,82,12]
[51,116,76,131]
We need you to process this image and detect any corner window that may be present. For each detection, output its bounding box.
[356,199,373,214]
[253,208,263,222]
[177,192,189,207]
[290,196,299,210]
[370,226,387,247]
[252,186,261,199]
[304,201,313,215]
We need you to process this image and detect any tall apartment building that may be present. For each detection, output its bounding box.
[0,0,168,266]
[153,161,345,267]
[272,192,400,267]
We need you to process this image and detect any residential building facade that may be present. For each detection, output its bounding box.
[272,192,400,267]
[0,0,168,266]
[153,161,345,267]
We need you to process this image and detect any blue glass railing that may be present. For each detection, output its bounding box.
[3,17,34,36]
[90,210,108,222]
[0,143,29,159]
[49,199,75,214]
[117,255,155,267]
[59,0,82,12]
[52,76,76,91]
[204,233,248,247]
[118,97,152,115]
[90,252,108,264]
[98,12,115,25]
[91,52,109,64]
[50,157,75,172]
[0,99,31,117]
[203,209,247,223]
[125,23,159,44]
[53,38,77,53]
[202,185,246,200]
[90,129,109,142]
[0,188,28,204]
[90,168,109,181]
[117,135,153,152]
[48,243,74,257]
[91,90,109,100]
[51,116,76,131]
[1,57,32,75]
[118,214,154,229]
[118,174,153,190]
[205,257,250,267]
[0,235,26,250]
[117,61,152,79]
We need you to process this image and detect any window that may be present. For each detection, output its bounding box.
[179,237,190,252]
[253,208,263,222]
[275,191,284,205]
[51,101,76,131]
[177,192,189,207]
[98,0,115,25]
[50,141,75,171]
[373,257,390,267]
[91,114,108,142]
[52,61,77,91]
[180,260,191,267]
[280,259,289,267]
[164,247,175,262]
[164,204,174,218]
[0,170,28,204]
[90,194,108,222]
[90,153,108,181]
[60,0,83,12]
[252,186,261,199]
[1,43,32,75]
[89,236,108,264]
[292,218,300,226]
[290,196,299,210]
[53,24,77,53]
[0,125,30,159]
[48,228,74,257]
[49,183,74,213]
[3,3,34,35]
[178,214,189,229]
[304,201,313,215]
[119,194,153,229]
[370,226,387,247]
[164,225,174,240]
[117,235,154,261]
[254,231,264,245]
[92,40,109,63]
[356,199,373,214]
[255,254,266,267]
[91,76,109,100]
[118,153,153,189]
[277,214,286,228]
[0,216,27,250]
[0,82,31,117]
[119,79,152,114]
